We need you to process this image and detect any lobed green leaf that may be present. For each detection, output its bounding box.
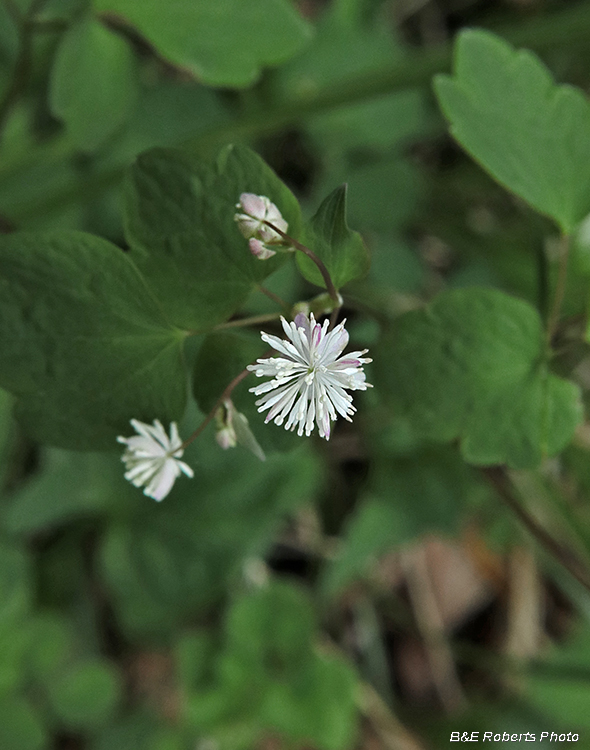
[0,231,187,449]
[434,30,590,234]
[92,0,312,87]
[375,288,583,468]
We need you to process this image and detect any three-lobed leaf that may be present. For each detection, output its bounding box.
[92,0,312,87]
[297,184,370,290]
[434,29,590,234]
[0,231,187,449]
[375,288,582,468]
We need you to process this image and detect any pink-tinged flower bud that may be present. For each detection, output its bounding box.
[216,424,237,450]
[215,403,237,449]
[234,193,288,243]
[249,238,276,260]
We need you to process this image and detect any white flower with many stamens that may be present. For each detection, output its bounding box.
[248,313,372,440]
[117,419,194,501]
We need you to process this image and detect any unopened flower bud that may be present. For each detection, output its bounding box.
[234,192,288,243]
[215,403,237,449]
[249,238,276,260]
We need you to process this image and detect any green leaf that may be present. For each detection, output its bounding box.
[125,145,302,330]
[226,582,315,670]
[297,185,370,290]
[0,2,18,102]
[0,697,46,750]
[201,581,359,750]
[49,15,138,151]
[0,231,187,449]
[26,614,74,684]
[92,0,311,87]
[434,30,590,234]
[48,659,122,729]
[375,288,582,468]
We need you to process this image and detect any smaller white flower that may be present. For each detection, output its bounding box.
[117,419,194,501]
[248,313,372,440]
[234,193,288,243]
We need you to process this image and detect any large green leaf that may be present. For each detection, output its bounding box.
[0,231,187,449]
[434,30,590,234]
[49,15,138,151]
[297,185,370,290]
[93,0,311,87]
[375,288,582,468]
[125,145,302,330]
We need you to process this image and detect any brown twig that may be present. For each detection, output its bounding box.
[482,466,590,593]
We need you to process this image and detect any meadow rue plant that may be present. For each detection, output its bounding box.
[248,313,372,440]
[2,10,590,745]
[117,419,194,501]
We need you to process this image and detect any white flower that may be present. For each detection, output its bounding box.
[234,193,288,243]
[117,419,194,501]
[248,313,372,440]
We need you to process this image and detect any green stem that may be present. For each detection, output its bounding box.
[263,220,341,307]
[257,285,291,313]
[213,312,282,330]
[180,367,251,449]
[546,234,570,346]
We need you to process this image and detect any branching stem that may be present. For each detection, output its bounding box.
[180,368,251,450]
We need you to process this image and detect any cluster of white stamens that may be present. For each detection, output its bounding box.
[248,313,371,440]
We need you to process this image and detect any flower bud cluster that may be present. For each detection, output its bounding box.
[234,193,290,260]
